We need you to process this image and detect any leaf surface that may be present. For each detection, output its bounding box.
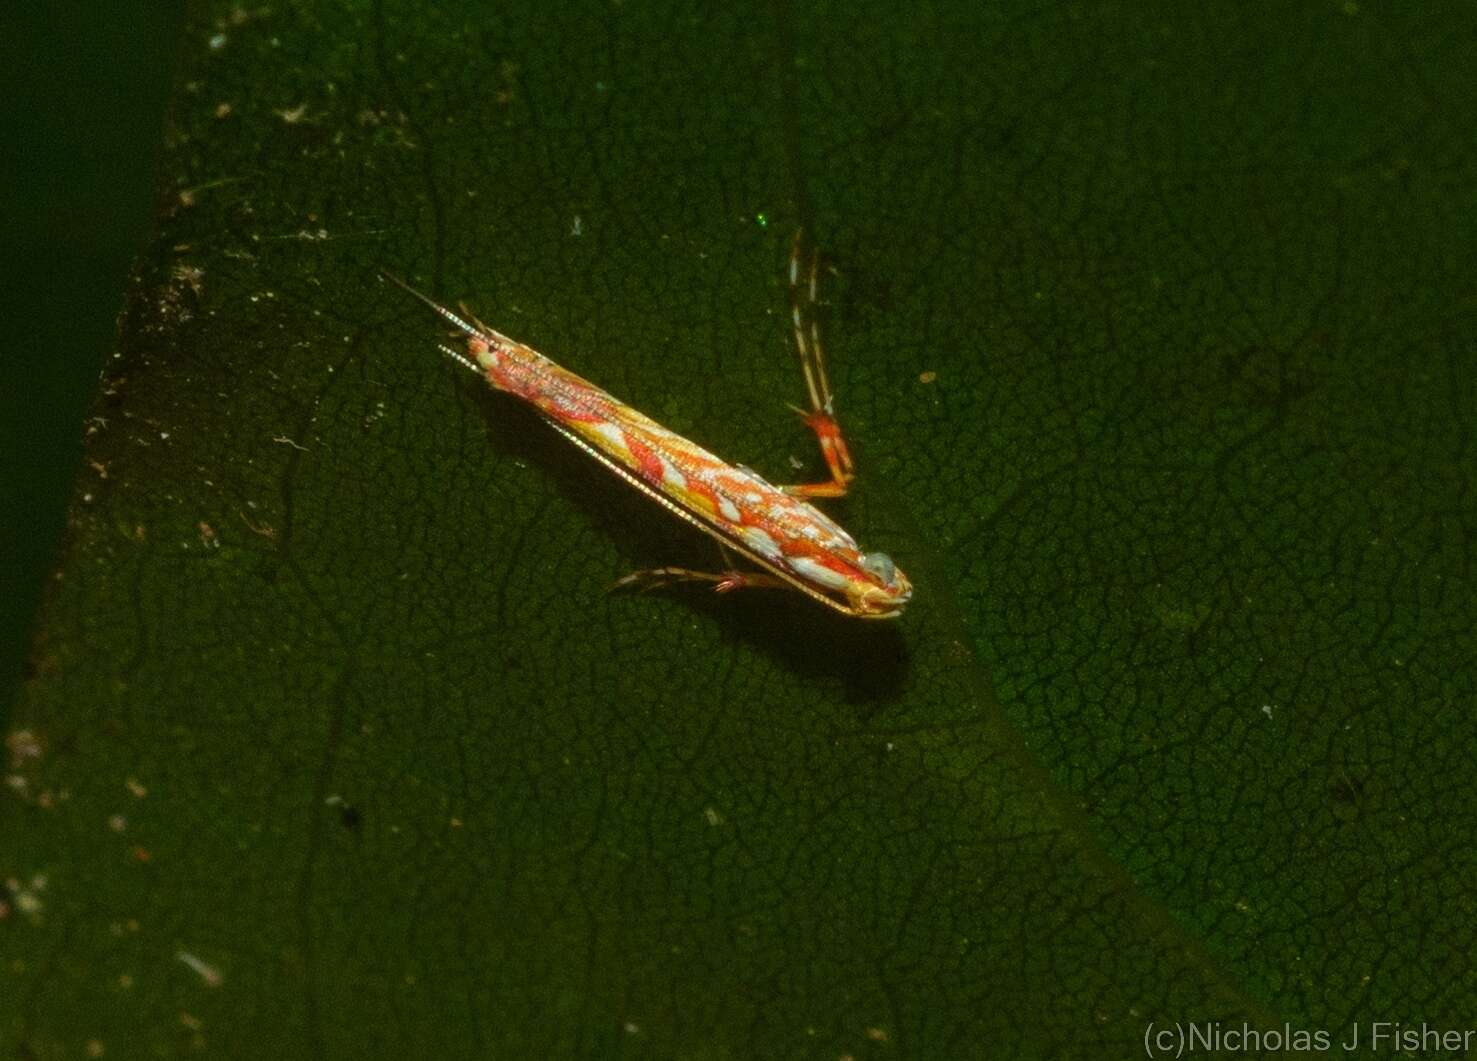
[5,2,1474,1057]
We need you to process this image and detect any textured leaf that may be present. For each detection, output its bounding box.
[5,1,1475,1058]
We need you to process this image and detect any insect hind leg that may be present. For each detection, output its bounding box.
[780,229,856,499]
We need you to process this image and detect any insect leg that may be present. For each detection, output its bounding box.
[780,229,856,499]
[611,567,789,595]
[613,540,789,596]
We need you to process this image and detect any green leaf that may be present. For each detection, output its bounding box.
[5,1,1474,1057]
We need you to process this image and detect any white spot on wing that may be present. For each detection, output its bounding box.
[717,496,741,522]
[658,455,686,490]
[797,503,856,548]
[590,422,630,456]
[789,556,855,593]
[740,526,782,561]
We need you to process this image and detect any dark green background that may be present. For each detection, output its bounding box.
[4,1,1474,1057]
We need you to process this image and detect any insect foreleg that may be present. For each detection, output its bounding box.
[611,567,790,596]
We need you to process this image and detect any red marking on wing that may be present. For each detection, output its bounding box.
[623,434,667,487]
[772,533,825,560]
[486,362,536,400]
[484,348,608,426]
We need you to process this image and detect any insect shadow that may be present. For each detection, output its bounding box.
[462,382,911,709]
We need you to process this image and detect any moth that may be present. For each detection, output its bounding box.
[383,233,911,618]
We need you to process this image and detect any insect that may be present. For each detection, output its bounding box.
[382,232,912,618]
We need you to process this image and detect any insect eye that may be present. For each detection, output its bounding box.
[860,551,896,584]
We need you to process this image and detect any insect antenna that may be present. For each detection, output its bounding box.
[437,342,481,375]
[379,270,480,336]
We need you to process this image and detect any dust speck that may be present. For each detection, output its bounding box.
[6,729,43,768]
[176,951,224,988]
